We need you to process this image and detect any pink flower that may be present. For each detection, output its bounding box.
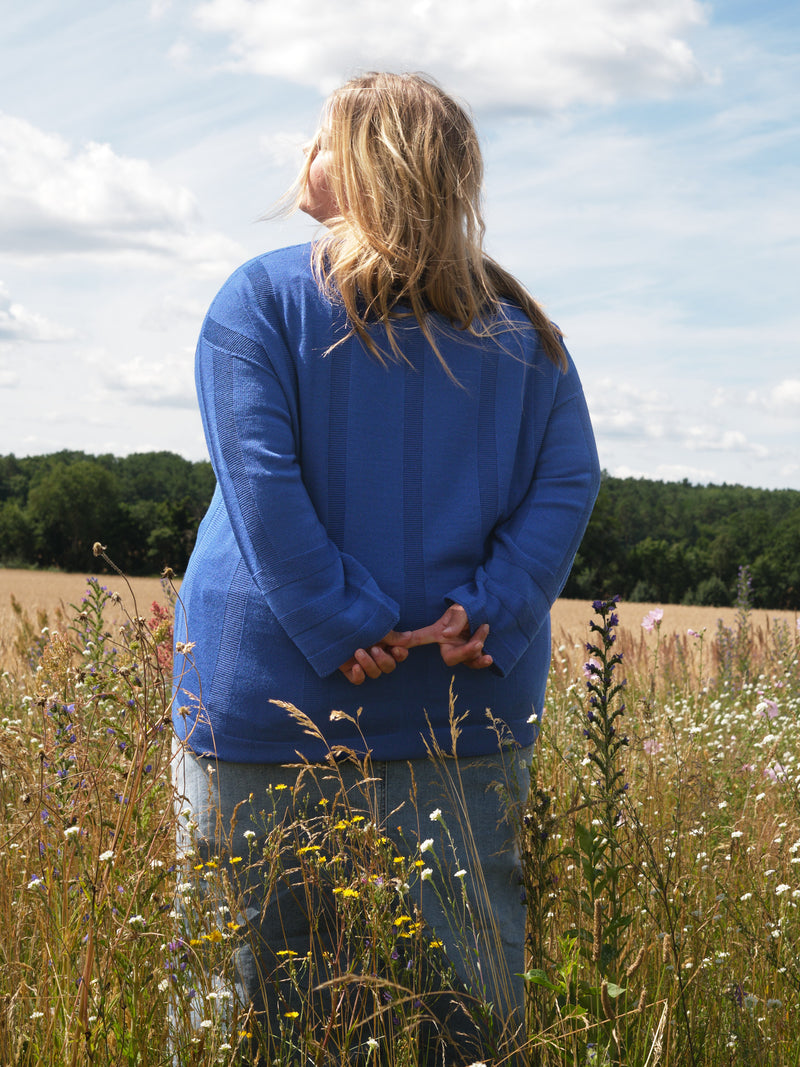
[641,608,664,633]
[643,738,663,755]
[583,657,602,679]
[765,763,788,782]
[758,699,780,720]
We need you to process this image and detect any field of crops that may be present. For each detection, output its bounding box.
[0,566,798,1065]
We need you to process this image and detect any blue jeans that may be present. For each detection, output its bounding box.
[173,740,532,1063]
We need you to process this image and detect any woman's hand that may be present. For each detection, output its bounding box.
[338,631,412,685]
[403,604,493,669]
[338,606,492,685]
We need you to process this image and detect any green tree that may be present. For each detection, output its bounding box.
[27,461,122,571]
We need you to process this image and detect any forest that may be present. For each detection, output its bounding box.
[0,450,798,609]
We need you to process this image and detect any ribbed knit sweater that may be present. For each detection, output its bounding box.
[172,243,601,763]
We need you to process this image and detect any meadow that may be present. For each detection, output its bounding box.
[0,562,798,1065]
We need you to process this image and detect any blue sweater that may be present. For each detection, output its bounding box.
[172,243,600,763]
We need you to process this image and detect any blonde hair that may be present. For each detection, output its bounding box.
[295,72,566,373]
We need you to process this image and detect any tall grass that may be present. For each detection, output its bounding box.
[0,563,798,1065]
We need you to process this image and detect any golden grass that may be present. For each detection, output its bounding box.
[1,569,796,651]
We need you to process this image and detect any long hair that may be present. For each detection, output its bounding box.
[294,72,566,374]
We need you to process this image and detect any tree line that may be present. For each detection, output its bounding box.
[0,451,798,609]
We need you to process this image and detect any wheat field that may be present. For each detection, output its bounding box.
[1,566,795,649]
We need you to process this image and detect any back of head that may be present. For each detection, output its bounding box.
[296,72,565,372]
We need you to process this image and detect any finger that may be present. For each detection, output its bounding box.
[342,662,365,685]
[388,646,409,663]
[467,648,492,665]
[440,604,469,637]
[382,629,414,647]
[354,647,382,680]
[399,623,442,648]
[368,644,398,674]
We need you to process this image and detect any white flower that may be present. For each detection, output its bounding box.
[243,830,256,841]
[421,867,433,881]
[99,850,114,863]
[128,914,146,926]
[63,826,81,838]
[30,1011,45,1020]
[429,808,442,822]
[366,1037,380,1050]
[27,876,43,890]
[420,838,434,854]
[199,1019,213,1029]
[775,884,791,895]
[454,869,467,879]
[740,893,753,901]
[158,979,170,992]
[731,830,744,839]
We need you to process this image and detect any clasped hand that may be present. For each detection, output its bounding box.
[338,604,492,686]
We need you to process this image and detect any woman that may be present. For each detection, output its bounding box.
[173,72,600,1060]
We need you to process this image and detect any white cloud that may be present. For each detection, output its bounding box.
[0,362,20,388]
[191,0,710,109]
[139,293,207,332]
[747,379,800,415]
[684,425,769,458]
[0,282,76,342]
[93,348,197,409]
[0,113,242,274]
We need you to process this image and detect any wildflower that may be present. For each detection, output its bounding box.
[454,869,467,879]
[30,1011,45,1019]
[775,884,792,895]
[367,1037,380,1051]
[158,978,170,992]
[64,826,81,838]
[284,1011,300,1019]
[765,764,788,782]
[643,739,662,755]
[27,876,43,890]
[128,915,146,926]
[200,1019,213,1029]
[243,830,256,841]
[758,699,780,720]
[641,608,663,633]
[277,949,298,957]
[421,867,433,881]
[420,838,434,853]
[429,808,442,822]
[583,658,602,679]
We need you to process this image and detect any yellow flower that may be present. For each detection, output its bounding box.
[284,1011,300,1019]
[392,915,412,927]
[274,784,288,791]
[277,949,298,957]
[203,930,223,943]
[226,921,242,930]
[230,856,243,864]
[334,820,349,830]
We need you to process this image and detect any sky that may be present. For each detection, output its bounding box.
[1,0,798,490]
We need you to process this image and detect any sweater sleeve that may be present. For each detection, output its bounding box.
[444,360,600,677]
[194,282,400,679]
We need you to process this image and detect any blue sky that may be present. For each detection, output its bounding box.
[1,0,798,489]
